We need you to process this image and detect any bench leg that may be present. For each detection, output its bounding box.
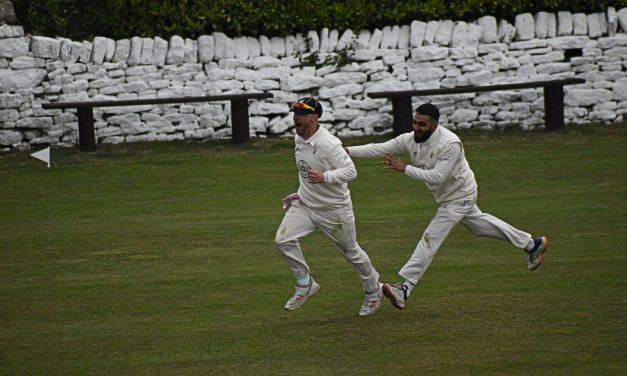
[392,97,413,136]
[230,99,250,143]
[77,107,97,151]
[543,85,565,130]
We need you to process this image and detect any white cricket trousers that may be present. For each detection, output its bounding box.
[274,201,380,293]
[399,197,532,284]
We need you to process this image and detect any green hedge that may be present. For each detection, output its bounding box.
[12,0,627,41]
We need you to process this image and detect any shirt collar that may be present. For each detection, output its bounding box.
[298,126,323,146]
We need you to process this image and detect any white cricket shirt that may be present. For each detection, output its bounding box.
[347,125,477,203]
[294,126,356,209]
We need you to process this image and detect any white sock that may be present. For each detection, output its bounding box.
[403,281,415,297]
[524,238,536,252]
[297,274,311,287]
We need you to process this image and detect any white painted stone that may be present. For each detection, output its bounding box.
[547,13,557,38]
[604,46,627,57]
[535,12,549,39]
[319,28,330,53]
[285,35,296,56]
[546,36,589,49]
[450,108,479,123]
[249,101,287,115]
[234,37,249,59]
[478,16,498,43]
[0,37,29,58]
[407,67,445,82]
[398,25,410,49]
[318,83,363,99]
[618,8,627,33]
[153,37,168,67]
[458,70,493,86]
[587,13,605,38]
[557,12,573,36]
[280,75,323,92]
[235,67,259,81]
[166,36,185,65]
[613,77,627,100]
[347,113,392,130]
[31,36,60,59]
[573,13,588,35]
[258,66,291,80]
[364,78,412,93]
[598,35,627,49]
[321,72,367,87]
[197,35,214,63]
[184,38,198,63]
[423,21,439,45]
[333,108,366,121]
[0,24,22,38]
[353,49,377,61]
[251,56,280,69]
[140,37,154,65]
[411,46,448,61]
[58,38,73,62]
[510,39,547,50]
[0,130,21,145]
[515,13,535,40]
[269,114,292,134]
[254,80,280,91]
[566,88,613,106]
[380,26,393,49]
[337,29,354,50]
[127,37,142,65]
[259,35,271,56]
[530,51,564,64]
[329,29,339,51]
[214,32,236,59]
[306,31,320,53]
[410,21,427,47]
[536,62,570,74]
[356,29,371,50]
[498,20,516,43]
[434,20,454,46]
[0,68,47,91]
[269,36,285,57]
[247,37,260,58]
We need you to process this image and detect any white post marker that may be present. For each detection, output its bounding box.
[30,146,50,168]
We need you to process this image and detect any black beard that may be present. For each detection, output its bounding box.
[414,129,435,143]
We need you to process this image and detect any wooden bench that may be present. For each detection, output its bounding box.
[42,92,273,150]
[367,78,585,135]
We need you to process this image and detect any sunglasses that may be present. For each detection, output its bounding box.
[292,102,316,112]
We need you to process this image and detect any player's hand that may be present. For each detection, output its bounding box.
[384,153,406,172]
[307,167,325,184]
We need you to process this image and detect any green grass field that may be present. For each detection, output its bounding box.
[1,124,625,375]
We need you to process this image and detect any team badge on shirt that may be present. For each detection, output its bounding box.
[298,160,310,178]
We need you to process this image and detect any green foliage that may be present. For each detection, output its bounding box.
[12,0,627,40]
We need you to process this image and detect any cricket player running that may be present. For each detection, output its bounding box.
[346,103,548,310]
[274,97,382,317]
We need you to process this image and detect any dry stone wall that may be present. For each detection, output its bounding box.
[1,8,627,150]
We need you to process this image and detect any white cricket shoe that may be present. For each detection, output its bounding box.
[382,282,407,310]
[527,236,549,271]
[359,283,383,317]
[284,279,320,311]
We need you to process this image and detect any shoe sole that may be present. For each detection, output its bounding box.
[382,284,404,310]
[528,237,549,272]
[284,285,320,311]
